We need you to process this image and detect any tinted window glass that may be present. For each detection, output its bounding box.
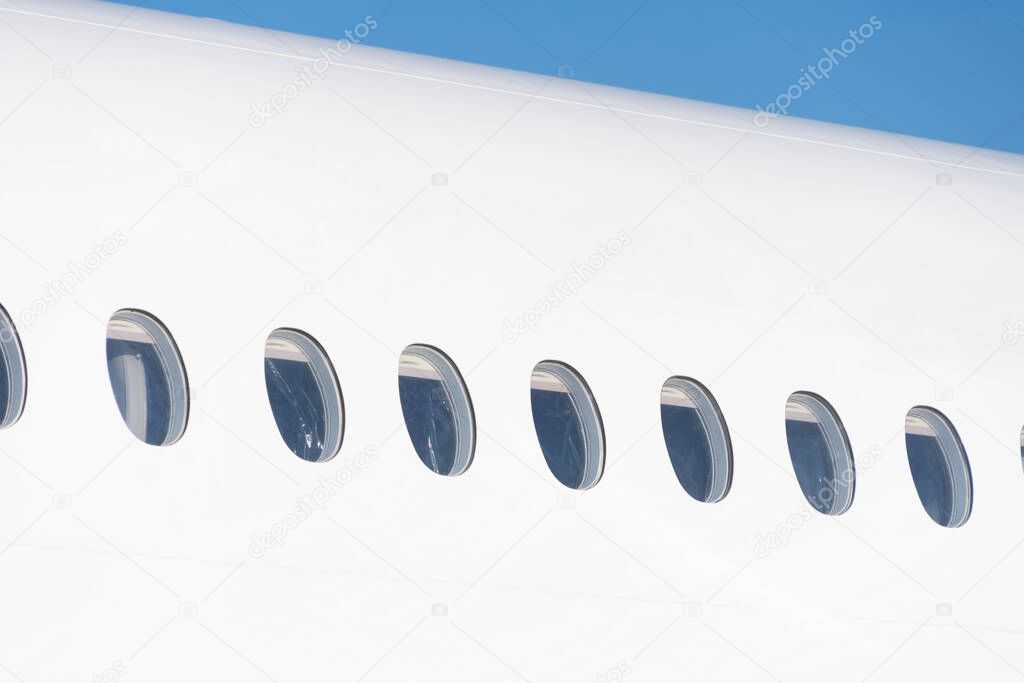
[905,406,972,528]
[265,328,344,463]
[784,392,855,515]
[0,304,26,429]
[106,309,189,446]
[530,360,604,490]
[660,377,731,503]
[398,344,475,476]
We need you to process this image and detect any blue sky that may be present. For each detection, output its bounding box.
[113,0,1024,155]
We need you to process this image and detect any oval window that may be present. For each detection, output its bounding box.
[106,309,189,446]
[905,406,972,528]
[1020,425,1024,475]
[784,391,855,515]
[660,377,732,503]
[264,328,344,463]
[530,360,605,490]
[398,344,475,476]
[0,304,27,429]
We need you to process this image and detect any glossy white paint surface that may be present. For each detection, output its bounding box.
[1,1,1023,680]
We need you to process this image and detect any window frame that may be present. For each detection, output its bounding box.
[264,327,345,463]
[0,303,27,429]
[106,308,190,447]
[398,343,476,477]
[530,360,605,490]
[660,376,733,503]
[784,390,856,516]
[905,405,972,528]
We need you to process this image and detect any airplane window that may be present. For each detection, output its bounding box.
[106,309,189,446]
[0,304,27,429]
[530,360,604,490]
[784,391,855,515]
[660,376,732,503]
[264,328,344,462]
[398,344,475,476]
[905,406,972,528]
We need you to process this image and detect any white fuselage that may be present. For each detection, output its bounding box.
[1,1,1023,680]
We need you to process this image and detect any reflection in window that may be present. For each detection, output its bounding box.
[530,360,604,490]
[106,309,189,446]
[265,328,344,463]
[0,304,27,429]
[660,377,731,503]
[784,392,855,515]
[905,406,972,528]
[398,344,475,476]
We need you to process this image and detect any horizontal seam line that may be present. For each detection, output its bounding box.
[2,4,1023,177]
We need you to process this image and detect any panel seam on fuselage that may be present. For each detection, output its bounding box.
[3,4,1023,178]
